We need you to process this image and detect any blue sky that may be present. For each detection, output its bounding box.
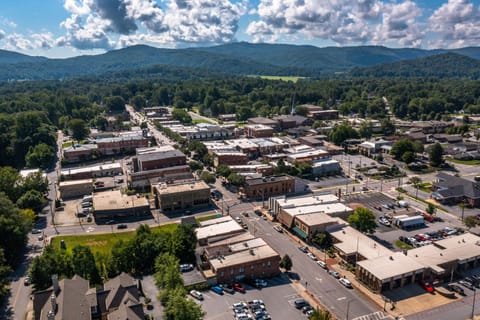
[0,0,479,58]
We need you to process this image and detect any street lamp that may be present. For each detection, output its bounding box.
[346,299,354,320]
[472,286,477,319]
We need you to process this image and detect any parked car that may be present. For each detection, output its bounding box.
[234,283,246,293]
[179,264,194,272]
[232,302,247,309]
[117,224,127,229]
[307,252,317,260]
[373,205,382,211]
[24,276,31,286]
[302,305,313,314]
[189,290,203,300]
[298,246,309,253]
[419,280,434,293]
[31,229,42,234]
[255,279,268,287]
[248,299,264,307]
[241,211,249,217]
[339,278,353,288]
[273,225,283,233]
[294,298,309,309]
[378,216,391,226]
[458,280,475,290]
[447,283,466,296]
[221,283,235,294]
[329,270,340,278]
[317,260,327,269]
[211,285,224,295]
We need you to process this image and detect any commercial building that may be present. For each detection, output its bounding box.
[58,179,93,199]
[273,115,308,130]
[132,146,186,172]
[165,123,235,141]
[269,194,340,215]
[432,172,480,207]
[229,164,274,176]
[96,135,149,155]
[218,114,237,122]
[196,216,246,246]
[244,124,275,138]
[247,117,278,128]
[33,273,145,320]
[308,109,339,120]
[60,163,123,180]
[292,213,340,241]
[242,175,295,199]
[63,144,99,163]
[358,139,392,156]
[212,150,249,167]
[277,202,352,229]
[152,180,211,213]
[285,148,329,164]
[311,159,342,176]
[93,190,150,220]
[127,165,192,189]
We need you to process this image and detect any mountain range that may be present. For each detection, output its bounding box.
[1,42,480,81]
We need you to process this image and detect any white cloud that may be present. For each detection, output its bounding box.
[0,29,5,40]
[4,33,34,51]
[0,17,17,28]
[428,0,480,48]
[247,0,424,47]
[32,32,55,50]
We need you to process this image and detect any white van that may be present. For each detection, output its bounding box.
[82,195,93,203]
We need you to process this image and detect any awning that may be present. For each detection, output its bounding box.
[292,226,307,239]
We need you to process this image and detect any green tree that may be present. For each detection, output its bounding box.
[294,105,308,116]
[410,176,422,199]
[200,171,216,184]
[105,96,126,112]
[390,138,414,160]
[172,108,192,125]
[68,118,90,142]
[25,143,55,169]
[0,167,21,201]
[189,160,204,172]
[71,245,101,284]
[296,162,312,176]
[426,203,436,215]
[164,286,204,320]
[227,173,245,187]
[312,232,333,250]
[188,141,208,159]
[429,143,444,167]
[402,151,415,164]
[171,224,197,264]
[328,124,359,146]
[359,121,373,139]
[0,249,11,300]
[380,118,395,135]
[130,95,146,110]
[16,189,46,214]
[347,207,377,233]
[280,254,293,271]
[309,308,332,320]
[237,107,254,121]
[216,164,232,177]
[464,216,477,229]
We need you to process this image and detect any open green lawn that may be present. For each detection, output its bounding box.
[395,240,413,250]
[257,75,305,83]
[192,119,211,125]
[50,223,177,256]
[448,158,480,165]
[62,141,73,148]
[196,214,221,223]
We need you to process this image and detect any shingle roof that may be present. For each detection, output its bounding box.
[434,172,480,199]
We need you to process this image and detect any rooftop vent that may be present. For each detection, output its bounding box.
[389,256,394,260]
[250,249,255,255]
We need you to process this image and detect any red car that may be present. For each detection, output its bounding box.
[419,280,434,293]
[233,283,246,293]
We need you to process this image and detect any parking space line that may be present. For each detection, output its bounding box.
[337,296,346,301]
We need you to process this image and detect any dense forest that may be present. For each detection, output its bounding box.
[1,74,480,302]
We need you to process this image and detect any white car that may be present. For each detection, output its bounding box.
[339,278,353,288]
[189,290,203,300]
[273,225,283,233]
[307,253,317,260]
[316,260,327,269]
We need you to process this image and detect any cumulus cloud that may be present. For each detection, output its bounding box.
[247,0,424,47]
[428,0,480,48]
[4,33,34,51]
[0,29,5,40]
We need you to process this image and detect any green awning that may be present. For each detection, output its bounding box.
[292,226,307,239]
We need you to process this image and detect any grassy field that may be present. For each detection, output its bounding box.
[257,75,305,83]
[50,223,177,256]
[395,240,413,250]
[196,214,221,223]
[192,119,211,125]
[448,158,480,165]
[62,141,73,148]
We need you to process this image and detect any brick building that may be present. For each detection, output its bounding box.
[96,135,148,155]
[132,146,186,171]
[58,179,93,199]
[244,124,275,138]
[242,175,295,199]
[93,190,150,220]
[152,181,211,212]
[63,144,99,163]
[213,150,249,167]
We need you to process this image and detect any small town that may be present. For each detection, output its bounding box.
[6,100,480,320]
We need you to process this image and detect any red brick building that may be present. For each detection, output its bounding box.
[244,124,275,138]
[133,146,186,171]
[243,175,295,199]
[96,135,148,155]
[213,150,249,167]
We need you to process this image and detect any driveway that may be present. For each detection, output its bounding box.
[140,275,163,319]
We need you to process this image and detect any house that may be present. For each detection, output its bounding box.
[33,273,144,320]
[431,172,480,207]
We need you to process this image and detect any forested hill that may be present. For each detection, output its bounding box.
[350,53,480,78]
[1,43,480,80]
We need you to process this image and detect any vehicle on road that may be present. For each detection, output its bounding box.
[31,229,42,234]
[378,216,391,226]
[38,235,44,241]
[294,298,309,309]
[273,225,283,233]
[317,260,327,269]
[255,279,268,287]
[329,270,340,278]
[302,305,313,314]
[24,276,31,286]
[211,285,224,295]
[306,253,317,260]
[189,290,203,300]
[298,246,309,253]
[339,278,353,288]
[105,220,115,225]
[241,211,249,217]
[117,224,127,229]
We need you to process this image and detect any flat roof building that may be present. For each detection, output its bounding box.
[268,194,340,215]
[196,216,245,245]
[132,146,186,172]
[152,180,210,213]
[59,179,93,199]
[93,190,150,220]
[242,175,295,199]
[61,162,123,180]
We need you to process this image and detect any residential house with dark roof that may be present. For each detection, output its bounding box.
[432,172,480,207]
[33,273,144,320]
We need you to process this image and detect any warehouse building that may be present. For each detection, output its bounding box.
[92,190,150,221]
[152,180,211,213]
[59,179,93,199]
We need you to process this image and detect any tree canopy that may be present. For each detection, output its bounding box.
[347,207,377,234]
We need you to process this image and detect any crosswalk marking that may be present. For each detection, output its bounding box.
[351,311,393,320]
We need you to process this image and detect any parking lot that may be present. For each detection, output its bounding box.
[198,275,306,320]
